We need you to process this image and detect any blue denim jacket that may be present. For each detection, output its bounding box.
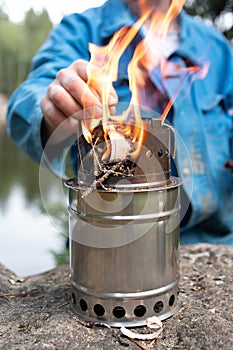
[7,0,233,245]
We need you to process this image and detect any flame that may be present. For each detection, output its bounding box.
[160,61,210,123]
[81,0,209,163]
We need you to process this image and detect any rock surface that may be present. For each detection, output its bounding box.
[0,244,233,349]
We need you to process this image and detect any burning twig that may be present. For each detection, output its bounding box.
[107,124,133,162]
[80,122,137,198]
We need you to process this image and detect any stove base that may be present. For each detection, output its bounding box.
[70,276,180,327]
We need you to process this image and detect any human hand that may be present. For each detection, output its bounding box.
[40,59,118,145]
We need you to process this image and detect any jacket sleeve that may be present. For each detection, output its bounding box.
[6,14,91,172]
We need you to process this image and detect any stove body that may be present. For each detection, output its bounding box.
[65,118,181,327]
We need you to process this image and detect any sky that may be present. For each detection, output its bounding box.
[2,0,106,24]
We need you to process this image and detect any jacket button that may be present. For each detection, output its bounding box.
[183,167,190,176]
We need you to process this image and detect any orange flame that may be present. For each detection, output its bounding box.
[81,0,209,163]
[160,61,210,123]
[82,10,151,161]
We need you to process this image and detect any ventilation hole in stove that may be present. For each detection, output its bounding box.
[154,301,164,313]
[134,305,146,317]
[79,299,88,312]
[93,304,105,316]
[113,306,126,319]
[158,148,163,157]
[169,295,175,307]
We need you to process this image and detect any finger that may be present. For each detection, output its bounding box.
[72,60,118,106]
[56,67,102,109]
[47,83,83,117]
[41,95,66,130]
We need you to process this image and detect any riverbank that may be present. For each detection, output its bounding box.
[0,110,64,277]
[0,243,233,349]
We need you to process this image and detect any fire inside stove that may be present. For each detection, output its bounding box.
[76,113,173,195]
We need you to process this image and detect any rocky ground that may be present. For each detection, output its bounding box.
[0,244,233,350]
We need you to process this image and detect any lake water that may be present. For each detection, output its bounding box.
[0,115,68,277]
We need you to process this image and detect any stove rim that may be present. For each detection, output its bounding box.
[65,176,181,193]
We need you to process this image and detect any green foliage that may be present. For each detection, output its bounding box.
[50,246,69,266]
[0,5,8,20]
[0,7,52,97]
[36,199,69,266]
[0,125,42,207]
[23,9,52,59]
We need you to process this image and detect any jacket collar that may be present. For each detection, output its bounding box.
[175,11,203,66]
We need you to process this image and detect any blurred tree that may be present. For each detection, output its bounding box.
[0,17,22,95]
[0,7,52,97]
[0,126,54,209]
[22,9,52,65]
[0,4,8,20]
[185,0,233,40]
